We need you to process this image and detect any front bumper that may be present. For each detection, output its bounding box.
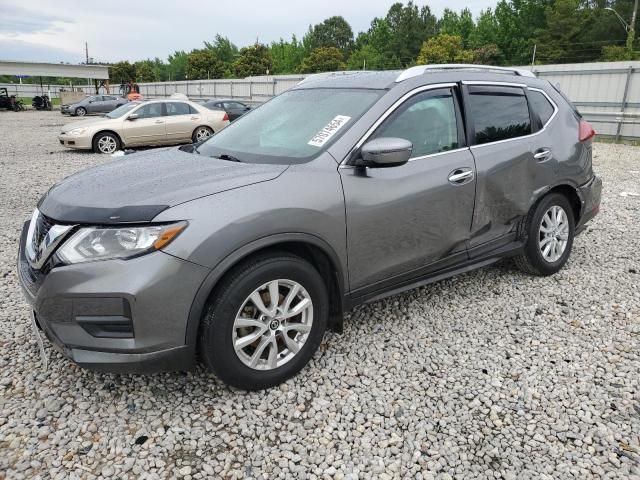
[60,105,72,114]
[57,133,92,150]
[576,175,602,234]
[17,222,210,373]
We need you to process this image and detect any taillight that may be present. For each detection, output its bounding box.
[222,112,230,122]
[579,119,595,142]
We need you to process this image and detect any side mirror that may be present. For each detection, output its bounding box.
[127,113,139,121]
[359,137,412,168]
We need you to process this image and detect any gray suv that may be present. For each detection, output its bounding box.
[18,65,601,390]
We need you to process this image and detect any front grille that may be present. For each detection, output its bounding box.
[25,210,74,270]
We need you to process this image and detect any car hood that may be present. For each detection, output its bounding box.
[60,117,115,132]
[38,148,289,224]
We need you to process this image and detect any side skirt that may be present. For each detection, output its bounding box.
[346,240,524,308]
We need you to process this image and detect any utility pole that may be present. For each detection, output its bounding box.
[85,42,89,64]
[629,0,638,53]
[531,44,537,66]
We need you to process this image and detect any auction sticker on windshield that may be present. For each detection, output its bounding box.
[308,115,351,147]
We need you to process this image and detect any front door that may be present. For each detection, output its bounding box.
[340,87,476,296]
[122,103,166,146]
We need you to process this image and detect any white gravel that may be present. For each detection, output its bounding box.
[1,111,639,479]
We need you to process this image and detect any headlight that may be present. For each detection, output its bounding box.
[56,222,187,264]
[67,127,87,135]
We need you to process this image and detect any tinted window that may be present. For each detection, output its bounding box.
[224,101,244,109]
[135,103,163,119]
[196,88,382,164]
[468,87,531,144]
[372,89,458,158]
[528,90,555,125]
[166,102,191,116]
[104,95,117,101]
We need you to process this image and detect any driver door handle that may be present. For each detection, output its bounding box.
[448,168,474,185]
[154,119,164,124]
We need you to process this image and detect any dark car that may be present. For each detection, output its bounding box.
[18,65,601,390]
[61,95,128,116]
[202,98,251,121]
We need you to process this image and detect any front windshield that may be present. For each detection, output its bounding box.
[105,102,137,118]
[197,88,383,164]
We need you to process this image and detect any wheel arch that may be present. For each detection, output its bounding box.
[543,183,583,223]
[92,130,123,149]
[185,233,347,351]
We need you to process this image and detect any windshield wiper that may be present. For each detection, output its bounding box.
[214,154,242,162]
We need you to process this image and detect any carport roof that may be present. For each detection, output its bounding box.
[0,60,109,79]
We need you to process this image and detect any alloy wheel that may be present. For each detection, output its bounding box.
[97,135,117,154]
[233,279,313,371]
[196,127,212,142]
[76,108,86,116]
[538,205,569,263]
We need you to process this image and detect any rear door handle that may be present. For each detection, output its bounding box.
[154,119,164,124]
[448,168,474,185]
[534,148,552,162]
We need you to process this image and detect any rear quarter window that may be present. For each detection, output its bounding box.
[528,90,555,125]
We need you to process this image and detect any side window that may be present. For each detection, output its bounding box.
[468,86,531,144]
[528,90,555,126]
[372,89,459,158]
[104,96,116,101]
[135,103,163,119]
[165,102,191,116]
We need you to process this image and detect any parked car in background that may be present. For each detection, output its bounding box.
[58,99,229,153]
[202,98,252,121]
[61,95,129,116]
[20,66,600,390]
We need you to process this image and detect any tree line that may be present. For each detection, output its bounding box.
[2,0,638,85]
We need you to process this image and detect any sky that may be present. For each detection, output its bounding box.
[0,0,496,64]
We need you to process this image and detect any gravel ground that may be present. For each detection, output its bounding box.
[0,110,639,480]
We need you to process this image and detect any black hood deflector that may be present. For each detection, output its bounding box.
[37,147,287,224]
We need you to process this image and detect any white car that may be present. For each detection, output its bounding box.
[58,99,230,154]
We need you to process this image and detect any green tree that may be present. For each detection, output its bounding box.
[347,45,385,70]
[167,51,188,81]
[270,36,306,74]
[356,2,438,68]
[300,47,345,73]
[185,49,225,79]
[416,34,474,64]
[439,8,476,48]
[303,16,354,53]
[468,8,500,49]
[534,0,590,63]
[204,34,239,64]
[233,43,273,77]
[108,61,136,84]
[134,60,158,82]
[472,44,503,64]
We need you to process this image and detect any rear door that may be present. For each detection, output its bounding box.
[101,95,119,112]
[340,86,476,296]
[464,83,558,252]
[121,102,166,146]
[164,102,198,141]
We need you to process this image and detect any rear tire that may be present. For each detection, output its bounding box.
[514,193,575,276]
[92,132,120,154]
[199,253,328,390]
[192,126,213,143]
[75,107,86,116]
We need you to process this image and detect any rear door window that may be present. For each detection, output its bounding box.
[166,102,191,116]
[468,86,532,145]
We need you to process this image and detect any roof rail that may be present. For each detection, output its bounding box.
[395,64,536,82]
[297,71,371,86]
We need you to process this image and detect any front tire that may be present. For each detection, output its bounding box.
[75,107,86,116]
[92,132,120,154]
[514,193,575,276]
[199,253,328,390]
